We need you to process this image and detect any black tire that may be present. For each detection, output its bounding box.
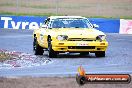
[48,37,57,58]
[80,52,89,56]
[95,51,105,57]
[33,37,44,55]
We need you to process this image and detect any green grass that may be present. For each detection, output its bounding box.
[118,16,132,19]
[82,16,132,19]
[0,12,58,16]
[0,51,13,62]
[0,11,132,19]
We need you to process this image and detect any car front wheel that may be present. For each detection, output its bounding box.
[48,37,57,58]
[95,51,105,57]
[33,37,44,55]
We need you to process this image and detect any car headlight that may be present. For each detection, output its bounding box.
[96,35,106,41]
[57,35,68,41]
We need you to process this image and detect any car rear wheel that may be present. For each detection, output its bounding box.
[33,37,44,55]
[95,51,105,57]
[48,37,57,58]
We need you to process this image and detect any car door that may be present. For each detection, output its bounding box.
[39,18,51,48]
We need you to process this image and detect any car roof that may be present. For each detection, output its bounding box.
[49,16,86,20]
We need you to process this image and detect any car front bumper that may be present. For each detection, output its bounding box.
[51,41,108,52]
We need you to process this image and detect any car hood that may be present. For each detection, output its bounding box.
[47,28,105,38]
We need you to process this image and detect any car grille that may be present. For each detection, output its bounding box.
[68,38,95,41]
[68,46,95,49]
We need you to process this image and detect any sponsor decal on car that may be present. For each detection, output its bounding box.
[77,43,88,46]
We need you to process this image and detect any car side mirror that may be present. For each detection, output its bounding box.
[93,24,99,28]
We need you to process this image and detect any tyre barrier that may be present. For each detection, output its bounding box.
[0,16,132,34]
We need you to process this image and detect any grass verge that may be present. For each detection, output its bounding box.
[0,12,132,19]
[0,50,20,62]
[0,12,58,16]
[0,51,13,62]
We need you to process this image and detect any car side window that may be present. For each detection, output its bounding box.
[44,18,50,25]
[41,18,51,28]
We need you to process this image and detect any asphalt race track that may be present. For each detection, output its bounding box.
[0,29,132,77]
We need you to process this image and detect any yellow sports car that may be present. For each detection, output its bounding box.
[33,16,108,58]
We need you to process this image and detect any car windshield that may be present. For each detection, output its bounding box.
[50,18,93,28]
